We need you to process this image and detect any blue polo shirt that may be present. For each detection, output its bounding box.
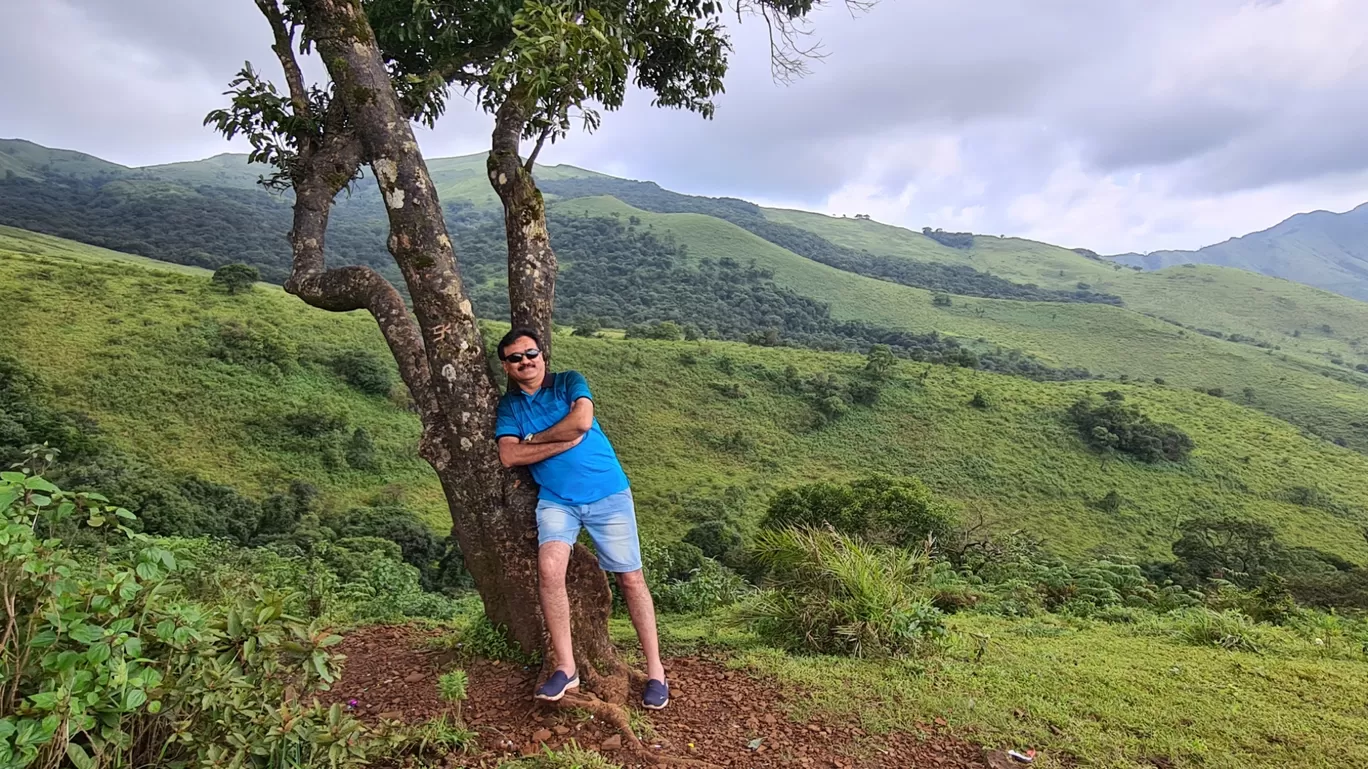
[494,370,630,505]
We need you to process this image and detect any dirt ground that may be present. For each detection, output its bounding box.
[322,624,1018,768]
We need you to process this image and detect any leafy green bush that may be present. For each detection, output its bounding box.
[762,475,958,551]
[741,528,947,657]
[0,473,376,768]
[210,262,260,295]
[345,427,379,471]
[329,349,394,396]
[208,318,297,370]
[1177,609,1262,652]
[683,519,746,570]
[1068,393,1193,462]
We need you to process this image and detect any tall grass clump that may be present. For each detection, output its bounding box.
[741,528,946,657]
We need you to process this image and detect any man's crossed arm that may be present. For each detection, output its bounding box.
[497,398,594,468]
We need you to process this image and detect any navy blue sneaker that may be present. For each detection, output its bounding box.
[535,670,579,701]
[643,678,669,710]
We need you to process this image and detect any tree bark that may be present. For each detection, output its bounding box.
[289,0,620,685]
[488,91,558,359]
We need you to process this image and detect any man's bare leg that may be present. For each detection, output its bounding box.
[615,568,666,681]
[538,542,576,676]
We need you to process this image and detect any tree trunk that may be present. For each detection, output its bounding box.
[295,0,620,687]
[488,92,558,358]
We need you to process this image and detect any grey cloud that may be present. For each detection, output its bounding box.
[2,0,1366,252]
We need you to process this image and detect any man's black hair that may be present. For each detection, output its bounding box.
[497,328,541,360]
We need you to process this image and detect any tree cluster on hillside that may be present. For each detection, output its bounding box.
[445,207,1093,381]
[540,177,1125,305]
[0,174,398,284]
[921,227,974,249]
[1068,393,1193,463]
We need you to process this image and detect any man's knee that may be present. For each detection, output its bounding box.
[538,542,572,586]
[615,568,648,593]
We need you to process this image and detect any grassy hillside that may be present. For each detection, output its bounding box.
[766,206,1368,370]
[6,228,1368,565]
[556,197,1368,453]
[1112,203,1368,303]
[7,139,1368,453]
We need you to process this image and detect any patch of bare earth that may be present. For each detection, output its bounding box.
[323,624,1008,768]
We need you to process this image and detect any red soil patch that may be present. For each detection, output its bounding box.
[324,624,1003,768]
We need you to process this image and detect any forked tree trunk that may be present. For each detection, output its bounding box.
[289,0,621,691]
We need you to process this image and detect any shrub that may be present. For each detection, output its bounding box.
[209,318,297,369]
[211,262,259,294]
[931,293,953,307]
[968,391,990,409]
[684,519,746,569]
[653,558,753,614]
[0,473,375,768]
[284,406,349,438]
[1177,609,1261,652]
[1068,394,1193,462]
[741,528,947,657]
[762,475,958,550]
[330,349,394,396]
[1172,517,1283,587]
[643,541,706,583]
[571,315,603,337]
[346,427,379,471]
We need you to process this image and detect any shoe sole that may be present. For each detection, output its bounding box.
[535,679,579,702]
[643,697,669,711]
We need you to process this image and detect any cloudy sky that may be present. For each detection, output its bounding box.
[3,0,1367,254]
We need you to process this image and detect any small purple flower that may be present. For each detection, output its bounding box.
[346,698,359,710]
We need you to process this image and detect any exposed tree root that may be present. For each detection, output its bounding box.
[548,687,720,768]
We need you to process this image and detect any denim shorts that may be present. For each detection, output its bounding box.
[535,489,642,573]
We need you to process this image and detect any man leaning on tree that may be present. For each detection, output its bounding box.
[493,328,669,710]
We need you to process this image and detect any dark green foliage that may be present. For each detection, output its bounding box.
[683,519,746,569]
[921,227,974,249]
[209,319,297,370]
[211,262,260,294]
[969,391,990,409]
[1068,394,1193,463]
[542,178,1122,305]
[571,315,603,337]
[0,173,399,284]
[284,407,349,438]
[1172,517,1283,587]
[762,475,959,550]
[847,379,881,406]
[330,506,441,572]
[643,540,706,583]
[330,349,395,396]
[1090,490,1125,514]
[863,344,895,381]
[345,427,379,471]
[932,292,953,307]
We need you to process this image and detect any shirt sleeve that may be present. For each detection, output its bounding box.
[563,370,593,404]
[494,397,521,439]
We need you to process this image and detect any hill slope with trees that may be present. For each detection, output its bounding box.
[5,226,1368,566]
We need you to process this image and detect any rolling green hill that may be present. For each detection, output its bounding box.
[5,226,1368,567]
[5,138,1368,455]
[1111,203,1368,303]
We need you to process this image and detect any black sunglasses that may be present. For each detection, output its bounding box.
[502,348,542,364]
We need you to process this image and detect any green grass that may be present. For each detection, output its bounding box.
[739,612,1368,768]
[6,229,1368,564]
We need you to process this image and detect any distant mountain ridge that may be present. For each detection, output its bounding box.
[1111,203,1368,302]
